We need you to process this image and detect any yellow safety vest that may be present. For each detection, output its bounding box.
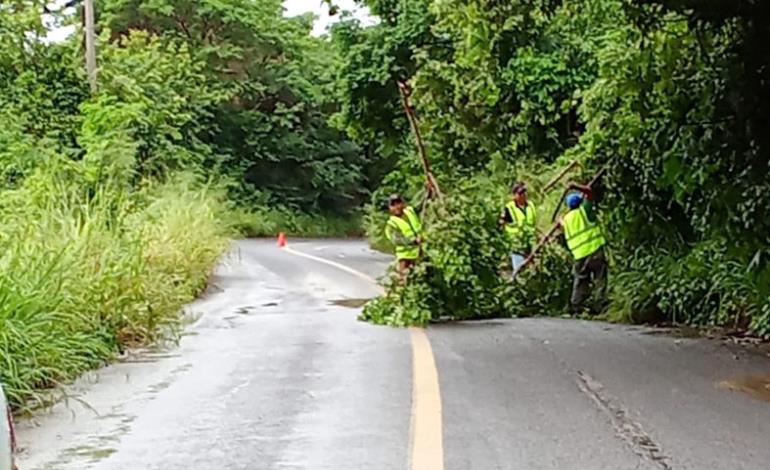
[563,206,605,260]
[504,202,537,247]
[386,206,422,260]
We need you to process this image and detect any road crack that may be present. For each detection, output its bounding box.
[532,332,674,470]
[575,370,673,470]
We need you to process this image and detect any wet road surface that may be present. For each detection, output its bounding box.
[15,239,770,470]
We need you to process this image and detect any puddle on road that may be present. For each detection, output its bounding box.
[65,446,117,462]
[234,303,280,315]
[329,298,371,308]
[235,306,254,315]
[85,448,117,460]
[718,375,770,403]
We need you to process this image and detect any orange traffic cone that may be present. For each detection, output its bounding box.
[277,232,287,248]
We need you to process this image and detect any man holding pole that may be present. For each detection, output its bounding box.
[559,182,608,315]
[385,194,423,278]
[500,182,538,273]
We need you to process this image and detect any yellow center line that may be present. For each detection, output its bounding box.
[409,327,444,470]
[281,244,444,469]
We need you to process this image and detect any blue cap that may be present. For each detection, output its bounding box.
[566,193,583,209]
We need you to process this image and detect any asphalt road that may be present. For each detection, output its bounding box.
[15,239,770,470]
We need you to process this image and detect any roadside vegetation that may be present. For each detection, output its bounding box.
[337,0,770,338]
[0,0,366,410]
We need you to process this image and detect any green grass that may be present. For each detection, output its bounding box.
[230,206,364,238]
[0,174,233,411]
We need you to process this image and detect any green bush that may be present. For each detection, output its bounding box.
[608,241,761,330]
[359,265,436,327]
[230,206,363,238]
[501,244,574,319]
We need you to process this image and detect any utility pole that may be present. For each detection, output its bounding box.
[84,0,97,93]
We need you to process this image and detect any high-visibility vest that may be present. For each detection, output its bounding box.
[504,202,537,244]
[386,206,422,260]
[563,205,605,260]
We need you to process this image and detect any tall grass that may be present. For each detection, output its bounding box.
[0,172,232,411]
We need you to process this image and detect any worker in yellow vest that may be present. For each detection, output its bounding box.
[385,194,423,277]
[499,182,537,273]
[559,182,608,314]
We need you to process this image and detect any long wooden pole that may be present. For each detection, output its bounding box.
[397,81,442,199]
[511,223,561,279]
[84,0,97,93]
[542,160,579,193]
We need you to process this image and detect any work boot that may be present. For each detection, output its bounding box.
[589,298,610,317]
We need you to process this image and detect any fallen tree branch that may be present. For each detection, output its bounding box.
[397,80,443,200]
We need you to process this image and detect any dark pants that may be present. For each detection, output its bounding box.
[570,248,608,314]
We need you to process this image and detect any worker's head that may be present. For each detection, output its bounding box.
[511,182,528,205]
[388,194,406,216]
[566,192,583,210]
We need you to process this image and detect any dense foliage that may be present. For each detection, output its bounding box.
[100,0,366,213]
[345,0,770,336]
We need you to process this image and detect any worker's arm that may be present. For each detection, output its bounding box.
[567,181,594,200]
[567,181,598,221]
